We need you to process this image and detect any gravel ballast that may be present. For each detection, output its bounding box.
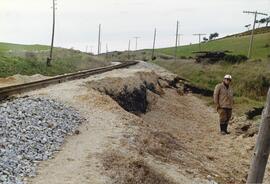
[0,97,84,184]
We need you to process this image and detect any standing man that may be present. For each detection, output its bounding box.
[214,75,233,135]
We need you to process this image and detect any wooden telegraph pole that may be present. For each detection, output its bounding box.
[247,88,270,184]
[106,43,109,59]
[193,33,206,51]
[128,40,131,59]
[174,20,179,61]
[47,0,56,66]
[97,24,101,55]
[178,34,183,47]
[243,11,268,58]
[151,28,157,60]
[134,36,140,51]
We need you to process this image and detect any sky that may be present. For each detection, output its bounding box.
[1,0,269,53]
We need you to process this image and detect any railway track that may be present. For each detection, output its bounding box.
[0,61,138,100]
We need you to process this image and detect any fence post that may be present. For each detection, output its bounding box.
[247,87,270,184]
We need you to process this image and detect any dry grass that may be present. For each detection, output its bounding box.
[133,129,184,163]
[101,151,176,184]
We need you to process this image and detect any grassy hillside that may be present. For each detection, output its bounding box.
[0,42,50,53]
[0,42,108,77]
[157,32,270,59]
[95,30,270,116]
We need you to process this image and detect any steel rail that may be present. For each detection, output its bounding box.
[0,61,138,100]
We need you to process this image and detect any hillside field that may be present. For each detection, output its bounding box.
[157,32,270,59]
[0,42,108,77]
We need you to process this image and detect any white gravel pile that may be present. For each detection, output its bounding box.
[0,97,84,184]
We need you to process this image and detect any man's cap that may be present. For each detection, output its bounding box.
[224,74,232,80]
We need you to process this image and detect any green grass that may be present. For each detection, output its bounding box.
[150,31,270,115]
[0,42,50,53]
[0,42,108,77]
[152,59,269,115]
[157,32,270,59]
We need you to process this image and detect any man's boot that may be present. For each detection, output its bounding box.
[220,124,226,135]
[224,123,230,134]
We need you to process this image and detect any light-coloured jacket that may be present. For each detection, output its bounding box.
[214,82,233,109]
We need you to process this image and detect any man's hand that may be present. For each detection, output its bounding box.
[216,105,220,111]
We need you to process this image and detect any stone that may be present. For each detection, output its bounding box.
[0,96,85,184]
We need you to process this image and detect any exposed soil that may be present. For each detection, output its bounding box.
[15,61,270,184]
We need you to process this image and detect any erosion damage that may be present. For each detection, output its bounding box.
[3,61,269,184]
[85,69,166,114]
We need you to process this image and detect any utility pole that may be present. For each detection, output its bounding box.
[106,43,109,59]
[134,36,140,51]
[247,88,270,184]
[128,40,131,59]
[97,24,101,55]
[243,11,268,58]
[178,34,183,46]
[85,45,88,53]
[193,33,206,51]
[174,20,179,61]
[89,46,93,54]
[152,28,157,60]
[47,0,57,66]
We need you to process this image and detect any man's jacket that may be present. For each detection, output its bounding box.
[214,82,233,109]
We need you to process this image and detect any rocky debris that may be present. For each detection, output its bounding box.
[194,51,228,63]
[0,97,84,184]
[194,51,248,64]
[231,116,260,137]
[245,106,264,120]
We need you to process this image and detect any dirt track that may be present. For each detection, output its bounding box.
[20,62,269,184]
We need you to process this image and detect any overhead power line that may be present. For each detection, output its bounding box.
[243,10,268,58]
[193,33,206,51]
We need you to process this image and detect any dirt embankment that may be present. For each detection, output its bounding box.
[22,61,269,184]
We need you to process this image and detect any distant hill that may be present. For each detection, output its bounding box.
[157,28,270,59]
[222,27,270,39]
[0,42,108,77]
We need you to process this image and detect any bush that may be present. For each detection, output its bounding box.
[180,56,187,59]
[223,54,248,64]
[241,74,270,98]
[151,56,157,60]
[159,55,173,60]
[25,52,37,61]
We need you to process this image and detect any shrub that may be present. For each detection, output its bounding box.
[159,55,173,60]
[241,74,270,99]
[223,54,248,64]
[25,52,37,61]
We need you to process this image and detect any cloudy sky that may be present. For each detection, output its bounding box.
[1,0,269,53]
